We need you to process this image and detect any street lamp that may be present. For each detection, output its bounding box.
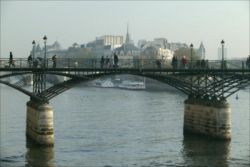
[190,43,193,69]
[32,40,36,66]
[221,40,225,98]
[43,35,47,67]
[189,43,194,95]
[221,40,225,69]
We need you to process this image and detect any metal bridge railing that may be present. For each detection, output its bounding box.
[0,58,249,71]
[0,58,30,68]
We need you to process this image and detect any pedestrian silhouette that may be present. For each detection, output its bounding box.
[28,54,32,67]
[171,56,178,69]
[246,55,250,69]
[100,56,104,69]
[114,53,119,68]
[52,55,57,68]
[181,55,187,69]
[156,59,161,69]
[9,51,15,68]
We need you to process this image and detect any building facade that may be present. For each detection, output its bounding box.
[96,35,124,49]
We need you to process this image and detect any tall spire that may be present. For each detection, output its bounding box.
[199,41,206,59]
[125,23,130,44]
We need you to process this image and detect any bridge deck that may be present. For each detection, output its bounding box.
[0,58,249,102]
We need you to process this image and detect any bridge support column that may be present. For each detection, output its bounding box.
[184,97,231,140]
[26,100,54,146]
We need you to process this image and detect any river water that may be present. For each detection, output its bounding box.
[0,80,249,167]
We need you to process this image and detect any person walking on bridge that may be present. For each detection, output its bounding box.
[156,59,161,69]
[246,55,250,69]
[9,51,15,68]
[171,56,178,69]
[114,53,119,68]
[181,55,187,69]
[100,56,104,69]
[52,55,57,68]
[28,54,32,68]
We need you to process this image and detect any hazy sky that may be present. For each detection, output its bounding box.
[1,1,249,59]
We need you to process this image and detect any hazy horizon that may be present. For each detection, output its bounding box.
[1,1,249,59]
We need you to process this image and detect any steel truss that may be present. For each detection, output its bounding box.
[0,69,249,103]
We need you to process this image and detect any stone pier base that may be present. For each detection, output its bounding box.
[184,97,231,140]
[26,100,54,146]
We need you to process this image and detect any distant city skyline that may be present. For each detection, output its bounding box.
[1,1,249,59]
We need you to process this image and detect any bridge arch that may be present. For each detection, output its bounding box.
[1,69,249,146]
[0,70,249,102]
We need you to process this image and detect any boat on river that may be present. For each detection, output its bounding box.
[93,78,146,90]
[117,80,146,90]
[94,79,115,88]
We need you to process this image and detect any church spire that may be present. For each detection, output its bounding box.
[125,23,130,44]
[199,41,206,59]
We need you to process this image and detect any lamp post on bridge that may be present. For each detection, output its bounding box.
[221,40,225,98]
[32,40,36,67]
[43,35,47,68]
[189,43,194,96]
[190,43,193,69]
[43,35,47,91]
[221,40,225,69]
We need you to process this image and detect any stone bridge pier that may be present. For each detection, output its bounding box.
[26,100,54,146]
[184,96,231,140]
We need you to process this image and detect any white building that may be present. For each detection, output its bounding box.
[157,48,174,60]
[168,42,188,52]
[96,35,124,49]
[141,38,173,60]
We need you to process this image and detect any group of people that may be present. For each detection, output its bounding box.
[6,51,250,70]
[171,55,209,69]
[170,55,188,69]
[156,56,187,69]
[27,54,57,68]
[100,53,119,69]
[170,55,190,69]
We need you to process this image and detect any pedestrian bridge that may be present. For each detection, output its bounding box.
[0,58,249,102]
[0,58,249,145]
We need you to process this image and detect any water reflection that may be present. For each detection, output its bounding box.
[25,138,55,167]
[182,134,231,167]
